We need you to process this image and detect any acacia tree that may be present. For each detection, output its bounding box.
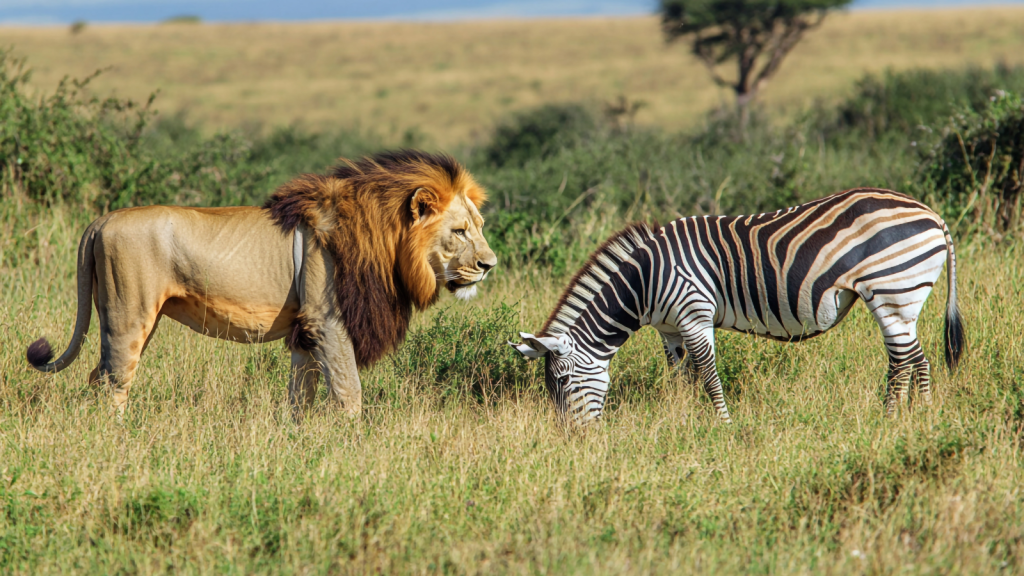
[660,0,851,124]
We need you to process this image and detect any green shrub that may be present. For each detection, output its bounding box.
[479,102,597,168]
[0,50,266,209]
[244,124,386,190]
[0,51,386,211]
[391,302,541,401]
[0,50,154,206]
[825,64,1024,138]
[918,91,1024,234]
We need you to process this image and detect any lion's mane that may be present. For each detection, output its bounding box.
[263,150,487,368]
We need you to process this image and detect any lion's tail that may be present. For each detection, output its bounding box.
[27,224,98,373]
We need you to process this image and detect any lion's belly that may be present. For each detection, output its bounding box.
[159,210,298,342]
[161,294,298,343]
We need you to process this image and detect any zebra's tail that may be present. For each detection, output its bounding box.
[942,222,965,370]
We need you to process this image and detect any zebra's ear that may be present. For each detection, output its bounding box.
[508,340,547,359]
[515,332,570,357]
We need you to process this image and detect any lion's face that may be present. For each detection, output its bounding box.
[428,194,497,300]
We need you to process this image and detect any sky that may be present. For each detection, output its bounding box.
[0,0,1019,25]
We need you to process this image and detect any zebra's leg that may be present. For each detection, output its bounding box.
[862,286,933,417]
[885,357,915,416]
[915,358,933,406]
[659,332,691,373]
[681,323,731,423]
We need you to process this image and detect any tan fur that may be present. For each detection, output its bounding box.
[26,151,497,418]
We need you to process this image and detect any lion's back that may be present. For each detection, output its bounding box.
[90,204,296,304]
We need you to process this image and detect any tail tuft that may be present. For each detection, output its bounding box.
[944,306,965,371]
[26,338,54,368]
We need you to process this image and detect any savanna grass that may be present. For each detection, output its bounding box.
[2,197,1023,574]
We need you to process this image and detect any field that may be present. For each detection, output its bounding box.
[1,8,1024,146]
[3,201,1024,573]
[4,7,1024,575]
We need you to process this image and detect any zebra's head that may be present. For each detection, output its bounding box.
[509,331,610,426]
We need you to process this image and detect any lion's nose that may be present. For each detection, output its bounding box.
[478,249,497,271]
[477,245,497,272]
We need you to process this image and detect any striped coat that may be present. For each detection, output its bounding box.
[511,188,964,425]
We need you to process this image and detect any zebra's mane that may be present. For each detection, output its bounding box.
[542,222,657,335]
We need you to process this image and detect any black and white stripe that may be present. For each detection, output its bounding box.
[511,188,965,425]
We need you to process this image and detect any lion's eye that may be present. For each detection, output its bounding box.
[452,229,466,237]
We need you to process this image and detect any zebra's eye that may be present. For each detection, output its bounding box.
[558,375,571,387]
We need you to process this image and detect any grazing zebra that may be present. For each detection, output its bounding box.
[510,188,964,425]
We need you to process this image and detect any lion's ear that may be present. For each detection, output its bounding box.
[410,188,439,223]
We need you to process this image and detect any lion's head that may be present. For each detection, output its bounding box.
[416,186,496,302]
[264,150,497,367]
[390,155,496,305]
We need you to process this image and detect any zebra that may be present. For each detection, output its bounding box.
[510,188,964,425]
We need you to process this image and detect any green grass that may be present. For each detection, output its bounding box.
[2,195,1024,574]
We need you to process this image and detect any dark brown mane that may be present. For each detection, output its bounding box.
[542,222,657,336]
[263,149,486,368]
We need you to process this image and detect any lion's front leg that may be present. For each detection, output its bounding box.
[313,316,362,416]
[289,350,320,421]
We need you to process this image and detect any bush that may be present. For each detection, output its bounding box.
[825,64,1024,139]
[0,50,386,211]
[0,50,271,209]
[0,50,154,206]
[244,124,386,190]
[391,302,540,401]
[479,103,597,168]
[918,91,1024,234]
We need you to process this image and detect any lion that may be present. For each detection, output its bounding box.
[26,150,497,417]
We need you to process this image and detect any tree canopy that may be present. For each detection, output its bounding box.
[660,0,851,114]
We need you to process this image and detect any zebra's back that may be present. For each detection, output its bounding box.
[663,188,947,341]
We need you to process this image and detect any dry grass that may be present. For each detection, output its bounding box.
[3,8,1024,146]
[3,199,1024,573]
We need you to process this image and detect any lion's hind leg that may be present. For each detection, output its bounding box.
[93,292,164,415]
[101,318,161,415]
[90,315,162,387]
[88,277,105,387]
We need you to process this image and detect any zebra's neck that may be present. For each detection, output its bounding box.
[542,223,657,359]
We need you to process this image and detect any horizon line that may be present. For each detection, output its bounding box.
[1,1,1022,27]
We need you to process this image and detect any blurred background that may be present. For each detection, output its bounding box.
[2,0,1021,145]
